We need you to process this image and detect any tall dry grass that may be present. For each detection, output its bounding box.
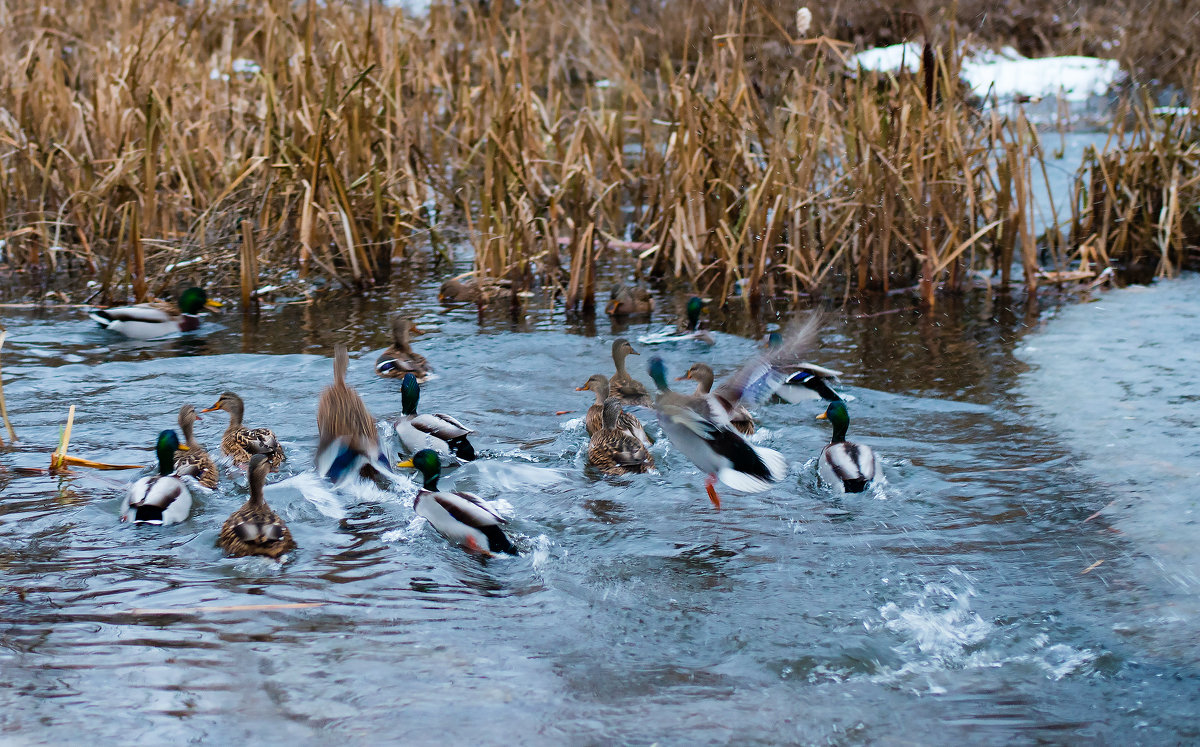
[0,0,1185,311]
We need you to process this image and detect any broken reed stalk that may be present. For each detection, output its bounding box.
[240,219,259,311]
[0,330,16,444]
[50,405,76,472]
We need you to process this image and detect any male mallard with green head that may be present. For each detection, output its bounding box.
[816,400,878,493]
[399,449,516,556]
[121,430,194,525]
[395,373,476,461]
[89,287,222,340]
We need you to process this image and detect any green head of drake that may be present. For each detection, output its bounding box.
[685,296,704,331]
[177,287,211,315]
[400,373,420,416]
[817,400,850,443]
[398,448,441,490]
[155,429,184,475]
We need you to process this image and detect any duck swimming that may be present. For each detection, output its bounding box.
[608,338,652,406]
[587,399,655,475]
[816,400,878,493]
[174,404,219,489]
[395,373,476,462]
[121,430,194,525]
[638,297,715,345]
[376,316,431,381]
[201,391,286,468]
[399,449,516,556]
[217,453,296,559]
[89,287,221,340]
[317,346,389,483]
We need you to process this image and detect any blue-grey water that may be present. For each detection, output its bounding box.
[0,274,1197,744]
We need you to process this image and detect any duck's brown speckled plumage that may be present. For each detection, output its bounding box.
[576,373,651,445]
[605,284,654,316]
[608,338,652,406]
[376,317,430,380]
[202,392,285,467]
[587,399,654,475]
[217,454,295,558]
[173,404,219,488]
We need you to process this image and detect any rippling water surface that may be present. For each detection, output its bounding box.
[1,275,1197,744]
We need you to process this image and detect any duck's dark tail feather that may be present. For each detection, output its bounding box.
[133,505,165,523]
[449,436,476,462]
[481,525,517,555]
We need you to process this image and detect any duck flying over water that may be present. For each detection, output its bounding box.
[316,346,390,483]
[763,332,846,403]
[121,430,194,525]
[89,287,222,340]
[395,373,476,462]
[218,453,296,559]
[816,400,878,493]
[676,362,756,436]
[376,316,431,381]
[399,449,516,556]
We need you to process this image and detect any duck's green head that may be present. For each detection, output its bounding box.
[816,400,850,442]
[155,429,185,475]
[398,448,440,489]
[647,356,669,392]
[685,296,704,330]
[400,373,421,416]
[178,287,218,315]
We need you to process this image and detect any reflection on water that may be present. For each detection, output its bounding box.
[0,273,1197,743]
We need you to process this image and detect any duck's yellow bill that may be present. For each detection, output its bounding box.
[205,299,224,308]
[396,458,415,468]
[815,412,827,420]
[177,443,190,451]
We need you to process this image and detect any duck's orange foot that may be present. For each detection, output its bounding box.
[705,475,721,510]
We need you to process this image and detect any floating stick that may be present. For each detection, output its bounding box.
[0,330,15,444]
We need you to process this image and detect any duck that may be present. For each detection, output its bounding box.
[121,430,194,525]
[398,449,516,556]
[89,287,222,340]
[376,316,431,380]
[637,296,715,345]
[587,399,655,475]
[201,392,285,467]
[174,404,219,489]
[217,453,296,559]
[816,400,878,493]
[395,373,476,461]
[316,346,389,483]
[608,338,652,406]
[764,332,846,403]
[642,315,822,508]
[605,284,654,316]
[438,276,514,305]
[575,373,652,445]
[677,362,756,436]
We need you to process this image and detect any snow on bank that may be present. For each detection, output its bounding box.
[850,43,1122,104]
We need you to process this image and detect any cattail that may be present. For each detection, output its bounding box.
[795,7,812,36]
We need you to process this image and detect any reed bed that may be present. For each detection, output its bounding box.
[0,0,1190,310]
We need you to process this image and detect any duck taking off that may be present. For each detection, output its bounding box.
[316,346,389,483]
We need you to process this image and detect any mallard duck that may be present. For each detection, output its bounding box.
[677,362,756,436]
[608,338,652,406]
[638,296,715,345]
[376,316,431,380]
[316,346,389,483]
[647,357,786,509]
[438,276,514,305]
[217,453,296,559]
[398,449,516,556]
[201,392,285,467]
[816,400,878,493]
[576,373,652,445]
[605,284,655,316]
[396,373,476,461]
[587,399,655,475]
[174,404,219,489]
[89,287,222,340]
[121,430,194,525]
[764,332,846,402]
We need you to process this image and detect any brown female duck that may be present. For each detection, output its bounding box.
[317,346,387,482]
[575,373,652,446]
[217,453,296,559]
[376,316,430,381]
[678,362,756,436]
[173,404,219,488]
[608,338,652,406]
[201,392,285,468]
[587,399,655,475]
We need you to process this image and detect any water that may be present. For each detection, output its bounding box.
[1,276,1198,744]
